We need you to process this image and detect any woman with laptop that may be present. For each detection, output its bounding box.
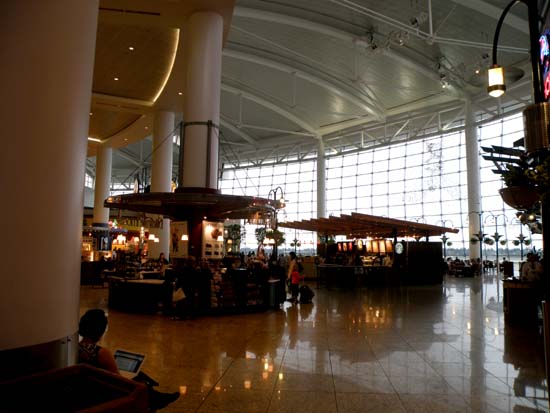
[78,309,180,411]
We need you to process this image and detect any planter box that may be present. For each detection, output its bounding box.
[499,186,540,210]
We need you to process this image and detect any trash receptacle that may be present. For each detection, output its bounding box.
[268,279,281,308]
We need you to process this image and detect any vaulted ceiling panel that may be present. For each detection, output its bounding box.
[222,56,296,107]
[220,88,311,138]
[230,17,358,80]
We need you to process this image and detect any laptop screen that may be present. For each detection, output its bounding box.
[113,349,145,374]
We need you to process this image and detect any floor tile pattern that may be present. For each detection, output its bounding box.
[80,275,549,412]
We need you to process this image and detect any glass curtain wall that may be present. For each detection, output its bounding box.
[219,112,542,259]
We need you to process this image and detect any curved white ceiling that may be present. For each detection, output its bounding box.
[91,0,540,179]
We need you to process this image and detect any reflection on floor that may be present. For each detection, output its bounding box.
[80,275,549,412]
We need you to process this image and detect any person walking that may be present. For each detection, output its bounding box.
[288,252,301,303]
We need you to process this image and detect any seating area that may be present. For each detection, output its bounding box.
[446,259,479,277]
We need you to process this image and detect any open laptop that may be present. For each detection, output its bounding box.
[113,349,146,379]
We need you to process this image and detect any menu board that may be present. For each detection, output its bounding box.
[170,221,189,258]
[202,220,224,259]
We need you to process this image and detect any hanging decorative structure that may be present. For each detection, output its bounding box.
[499,186,540,210]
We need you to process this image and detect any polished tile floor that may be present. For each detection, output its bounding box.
[80,274,549,412]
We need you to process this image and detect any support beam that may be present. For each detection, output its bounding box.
[220,116,257,144]
[221,82,317,134]
[224,48,384,120]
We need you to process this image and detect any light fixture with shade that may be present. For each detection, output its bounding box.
[487,65,505,97]
[366,240,372,253]
[488,0,543,102]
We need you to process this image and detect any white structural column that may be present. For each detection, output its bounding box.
[465,98,482,260]
[317,138,327,218]
[93,144,113,225]
[149,111,175,258]
[182,12,223,189]
[0,0,98,367]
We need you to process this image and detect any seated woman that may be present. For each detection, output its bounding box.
[78,309,179,411]
[158,252,169,265]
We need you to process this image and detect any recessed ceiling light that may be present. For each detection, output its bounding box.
[89,112,93,116]
[128,46,134,51]
[178,92,183,95]
[114,77,119,81]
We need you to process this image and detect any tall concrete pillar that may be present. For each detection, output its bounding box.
[148,111,174,259]
[317,138,326,219]
[465,98,482,260]
[0,0,99,378]
[316,138,327,252]
[93,144,112,225]
[182,12,223,190]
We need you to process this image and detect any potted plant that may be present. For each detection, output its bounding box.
[499,149,550,210]
[499,164,541,210]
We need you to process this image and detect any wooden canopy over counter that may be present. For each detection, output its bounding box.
[279,212,459,239]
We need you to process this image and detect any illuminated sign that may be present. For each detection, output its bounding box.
[539,31,550,100]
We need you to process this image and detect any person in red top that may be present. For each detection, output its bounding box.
[288,252,301,303]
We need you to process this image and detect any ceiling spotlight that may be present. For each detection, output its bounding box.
[114,77,119,81]
[410,12,428,28]
[178,92,183,95]
[89,112,93,116]
[128,46,134,51]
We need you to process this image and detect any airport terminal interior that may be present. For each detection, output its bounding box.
[4,0,550,412]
